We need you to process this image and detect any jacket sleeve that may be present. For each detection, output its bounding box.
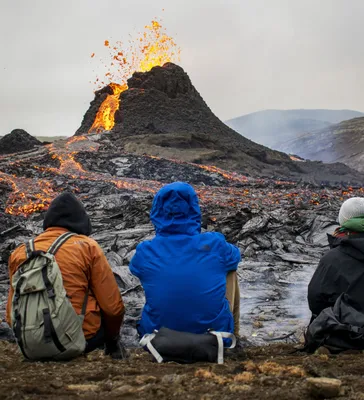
[307,256,342,318]
[220,237,241,272]
[89,242,125,339]
[129,243,144,279]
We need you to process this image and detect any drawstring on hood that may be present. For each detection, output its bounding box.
[43,192,92,236]
[150,182,201,236]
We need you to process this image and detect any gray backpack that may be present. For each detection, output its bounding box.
[304,293,364,354]
[11,232,88,361]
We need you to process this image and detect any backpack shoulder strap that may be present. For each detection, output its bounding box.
[23,239,45,261]
[25,239,35,258]
[47,232,76,255]
[46,231,89,314]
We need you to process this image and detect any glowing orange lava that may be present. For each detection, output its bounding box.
[289,155,305,162]
[0,171,55,216]
[0,136,161,216]
[89,19,180,133]
[137,20,180,73]
[146,155,249,184]
[89,83,127,133]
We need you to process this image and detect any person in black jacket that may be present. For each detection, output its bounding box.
[308,197,364,321]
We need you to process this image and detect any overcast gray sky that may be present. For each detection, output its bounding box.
[1,0,363,137]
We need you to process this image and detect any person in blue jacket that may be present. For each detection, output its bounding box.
[129,182,241,339]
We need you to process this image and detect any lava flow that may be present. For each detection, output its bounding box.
[47,136,98,177]
[47,136,161,192]
[0,19,181,214]
[0,135,160,216]
[0,171,55,216]
[147,155,250,185]
[88,83,127,133]
[89,20,180,133]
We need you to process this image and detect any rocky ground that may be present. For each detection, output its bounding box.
[1,134,358,346]
[1,134,364,399]
[2,341,364,399]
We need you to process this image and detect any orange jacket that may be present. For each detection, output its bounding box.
[6,227,125,340]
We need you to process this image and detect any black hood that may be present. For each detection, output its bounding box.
[328,233,364,262]
[43,192,92,236]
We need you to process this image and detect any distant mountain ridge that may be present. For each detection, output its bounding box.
[225,109,364,149]
[278,116,364,173]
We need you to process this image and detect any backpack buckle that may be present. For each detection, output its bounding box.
[47,288,55,299]
[349,325,364,338]
[350,325,359,333]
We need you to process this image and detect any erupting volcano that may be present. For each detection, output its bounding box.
[86,20,180,134]
[76,22,364,185]
[77,20,295,176]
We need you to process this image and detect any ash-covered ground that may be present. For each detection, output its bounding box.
[3,341,364,399]
[1,133,362,348]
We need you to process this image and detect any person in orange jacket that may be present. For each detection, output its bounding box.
[6,192,125,358]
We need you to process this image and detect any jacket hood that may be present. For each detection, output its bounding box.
[328,233,364,262]
[43,192,92,236]
[150,182,201,235]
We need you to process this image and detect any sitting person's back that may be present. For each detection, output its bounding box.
[129,182,241,337]
[308,197,364,320]
[7,192,125,359]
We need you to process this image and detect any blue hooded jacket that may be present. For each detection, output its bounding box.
[129,182,241,337]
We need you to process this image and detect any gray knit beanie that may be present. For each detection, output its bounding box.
[338,197,364,226]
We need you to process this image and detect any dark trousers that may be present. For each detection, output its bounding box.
[85,323,105,353]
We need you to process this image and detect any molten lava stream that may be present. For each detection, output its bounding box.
[89,83,127,133]
[147,155,250,185]
[47,136,161,193]
[0,171,55,216]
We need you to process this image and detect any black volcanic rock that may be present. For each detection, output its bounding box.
[0,129,42,155]
[127,63,194,98]
[76,64,296,176]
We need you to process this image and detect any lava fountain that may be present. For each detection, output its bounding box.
[89,20,181,133]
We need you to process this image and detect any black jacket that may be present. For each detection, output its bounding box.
[43,192,92,236]
[308,233,364,319]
